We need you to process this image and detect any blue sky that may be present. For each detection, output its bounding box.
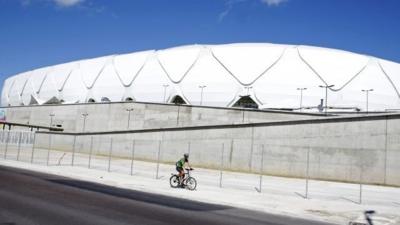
[1,0,399,91]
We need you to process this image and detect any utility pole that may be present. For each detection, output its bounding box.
[361,89,373,114]
[296,88,307,111]
[126,108,134,129]
[49,113,55,127]
[319,84,334,114]
[82,113,89,132]
[199,85,207,106]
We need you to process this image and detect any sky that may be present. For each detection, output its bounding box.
[0,0,399,92]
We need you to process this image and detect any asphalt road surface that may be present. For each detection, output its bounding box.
[0,165,334,225]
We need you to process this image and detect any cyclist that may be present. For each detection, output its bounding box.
[176,153,192,186]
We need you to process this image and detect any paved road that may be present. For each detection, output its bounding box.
[0,165,333,225]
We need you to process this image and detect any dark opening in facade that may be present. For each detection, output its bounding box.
[171,95,187,105]
[29,96,38,105]
[88,98,96,103]
[101,97,110,102]
[125,97,134,102]
[44,96,60,105]
[232,96,259,109]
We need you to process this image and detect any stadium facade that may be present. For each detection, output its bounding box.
[2,43,400,111]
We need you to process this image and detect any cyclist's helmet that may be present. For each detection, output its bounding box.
[184,153,189,159]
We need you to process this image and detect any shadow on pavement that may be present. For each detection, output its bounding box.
[46,178,232,212]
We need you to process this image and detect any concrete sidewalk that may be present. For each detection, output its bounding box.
[0,149,399,225]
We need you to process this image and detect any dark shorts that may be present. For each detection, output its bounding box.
[176,166,183,173]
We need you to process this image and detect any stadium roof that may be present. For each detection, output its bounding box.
[2,43,400,111]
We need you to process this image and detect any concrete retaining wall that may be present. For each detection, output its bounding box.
[35,114,400,186]
[0,102,321,132]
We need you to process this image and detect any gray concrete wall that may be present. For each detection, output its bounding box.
[34,114,400,186]
[1,101,321,132]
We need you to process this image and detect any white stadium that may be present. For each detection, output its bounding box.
[2,43,400,112]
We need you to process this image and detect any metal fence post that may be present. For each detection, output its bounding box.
[130,140,135,176]
[107,138,113,172]
[219,143,224,188]
[257,144,265,193]
[46,134,52,166]
[4,131,10,159]
[88,136,94,169]
[17,132,23,161]
[156,140,162,179]
[305,147,310,199]
[359,149,363,204]
[30,132,36,164]
[71,136,77,166]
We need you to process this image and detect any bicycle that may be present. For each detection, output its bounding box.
[170,168,197,190]
[348,210,375,225]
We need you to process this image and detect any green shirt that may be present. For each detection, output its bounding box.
[176,158,185,167]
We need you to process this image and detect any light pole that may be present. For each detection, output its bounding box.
[296,88,307,111]
[319,84,334,114]
[49,113,55,127]
[199,85,207,106]
[126,108,134,129]
[244,86,253,96]
[82,113,88,132]
[162,84,169,103]
[361,89,373,114]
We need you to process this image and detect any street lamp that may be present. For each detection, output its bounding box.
[82,113,89,132]
[162,84,169,103]
[319,84,335,114]
[126,108,134,129]
[296,88,307,111]
[199,85,207,106]
[244,86,253,96]
[361,89,374,114]
[49,113,55,127]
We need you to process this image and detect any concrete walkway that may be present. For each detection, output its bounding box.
[0,149,399,225]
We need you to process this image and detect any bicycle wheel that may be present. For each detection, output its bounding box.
[169,175,180,188]
[185,177,197,190]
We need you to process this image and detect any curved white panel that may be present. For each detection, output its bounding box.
[8,72,31,106]
[113,50,153,86]
[338,60,400,111]
[131,55,173,103]
[91,64,124,102]
[39,70,58,103]
[1,78,14,106]
[62,68,87,104]
[211,43,286,85]
[29,67,50,94]
[298,46,369,89]
[157,45,201,83]
[79,56,113,89]
[379,59,400,95]
[253,47,324,109]
[180,48,240,107]
[47,61,79,91]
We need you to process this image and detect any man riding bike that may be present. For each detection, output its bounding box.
[176,153,192,186]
